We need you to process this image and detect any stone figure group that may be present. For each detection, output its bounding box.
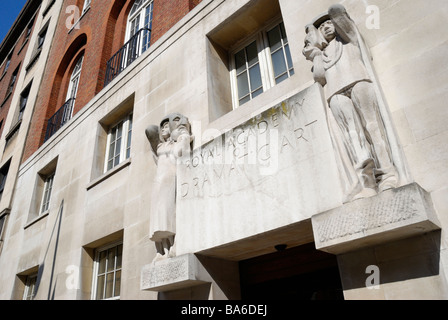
[143,4,403,262]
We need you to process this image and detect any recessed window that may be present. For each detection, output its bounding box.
[18,81,32,122]
[0,160,11,203]
[67,55,83,106]
[105,113,133,172]
[6,65,20,97]
[1,52,12,77]
[40,173,54,214]
[27,157,58,224]
[37,25,48,51]
[92,242,122,300]
[230,21,294,108]
[0,213,6,243]
[23,274,37,300]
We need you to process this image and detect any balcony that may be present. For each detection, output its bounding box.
[104,28,151,87]
[44,98,75,142]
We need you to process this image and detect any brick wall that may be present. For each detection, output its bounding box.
[22,0,202,163]
[0,14,38,141]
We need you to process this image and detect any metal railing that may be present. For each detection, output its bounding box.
[44,98,75,142]
[104,28,151,87]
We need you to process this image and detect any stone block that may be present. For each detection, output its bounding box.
[141,254,209,292]
[312,183,441,254]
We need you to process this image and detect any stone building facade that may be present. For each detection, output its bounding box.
[0,0,447,300]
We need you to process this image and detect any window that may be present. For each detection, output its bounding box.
[1,52,12,77]
[0,213,6,242]
[24,18,35,44]
[23,274,37,300]
[105,113,133,172]
[67,55,83,104]
[92,243,122,300]
[40,173,54,214]
[230,21,294,108]
[27,158,58,224]
[126,0,153,54]
[18,82,32,122]
[0,161,11,202]
[6,66,19,97]
[37,25,48,50]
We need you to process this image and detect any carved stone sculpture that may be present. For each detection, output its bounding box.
[145,113,193,260]
[303,4,399,201]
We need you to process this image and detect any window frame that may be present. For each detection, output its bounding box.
[229,18,294,109]
[1,52,13,78]
[23,274,38,300]
[125,0,154,54]
[66,55,83,103]
[104,113,133,173]
[39,172,55,215]
[91,241,123,300]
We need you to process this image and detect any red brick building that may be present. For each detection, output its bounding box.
[23,0,202,162]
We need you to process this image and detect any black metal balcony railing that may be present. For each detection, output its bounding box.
[104,28,151,87]
[44,98,75,142]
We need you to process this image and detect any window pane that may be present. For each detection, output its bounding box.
[246,41,258,67]
[252,88,263,99]
[267,26,282,52]
[237,71,249,100]
[107,248,116,272]
[235,49,246,74]
[114,270,121,297]
[239,95,250,105]
[249,64,262,92]
[98,251,107,274]
[275,72,289,85]
[108,140,116,162]
[280,22,287,41]
[116,244,123,269]
[96,275,105,300]
[271,49,287,79]
[105,273,114,299]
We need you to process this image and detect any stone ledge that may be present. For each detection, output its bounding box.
[311,183,441,254]
[141,254,209,292]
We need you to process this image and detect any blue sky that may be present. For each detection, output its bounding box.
[0,0,28,44]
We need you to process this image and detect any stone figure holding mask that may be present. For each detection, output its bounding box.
[145,113,193,260]
[303,4,399,201]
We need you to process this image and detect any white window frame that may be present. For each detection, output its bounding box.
[125,0,154,54]
[104,113,133,173]
[23,274,38,300]
[229,19,294,109]
[91,241,123,300]
[40,172,55,214]
[66,55,83,102]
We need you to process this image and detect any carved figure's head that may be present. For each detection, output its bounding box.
[160,118,171,142]
[160,113,191,142]
[319,19,336,42]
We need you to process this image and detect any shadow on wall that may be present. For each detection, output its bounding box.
[337,230,443,290]
[34,200,64,300]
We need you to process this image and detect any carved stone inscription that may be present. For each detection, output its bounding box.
[175,85,343,255]
[179,95,319,199]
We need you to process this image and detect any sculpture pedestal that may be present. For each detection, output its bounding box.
[141,254,209,292]
[312,183,441,254]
